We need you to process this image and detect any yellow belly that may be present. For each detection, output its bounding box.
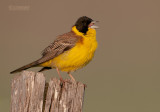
[41,39,97,72]
[41,27,98,72]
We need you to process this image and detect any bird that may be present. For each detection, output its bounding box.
[10,16,98,82]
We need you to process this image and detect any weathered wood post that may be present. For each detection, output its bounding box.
[11,71,86,112]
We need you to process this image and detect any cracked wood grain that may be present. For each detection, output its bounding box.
[11,71,86,112]
[43,78,85,112]
[11,71,45,112]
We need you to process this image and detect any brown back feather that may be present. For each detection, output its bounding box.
[10,31,82,74]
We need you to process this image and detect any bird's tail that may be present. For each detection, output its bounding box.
[10,59,40,74]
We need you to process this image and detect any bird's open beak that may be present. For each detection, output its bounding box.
[89,21,99,29]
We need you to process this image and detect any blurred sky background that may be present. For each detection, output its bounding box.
[0,0,160,112]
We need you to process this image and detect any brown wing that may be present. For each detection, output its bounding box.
[38,31,82,63]
[10,31,82,74]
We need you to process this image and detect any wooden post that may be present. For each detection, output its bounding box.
[11,71,86,112]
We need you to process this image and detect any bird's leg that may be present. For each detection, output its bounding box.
[56,68,64,82]
[68,72,76,82]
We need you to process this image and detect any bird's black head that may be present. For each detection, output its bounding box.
[75,16,93,34]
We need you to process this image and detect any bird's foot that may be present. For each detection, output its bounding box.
[59,77,66,86]
[68,73,76,83]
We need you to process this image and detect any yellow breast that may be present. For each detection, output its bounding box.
[42,26,98,72]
